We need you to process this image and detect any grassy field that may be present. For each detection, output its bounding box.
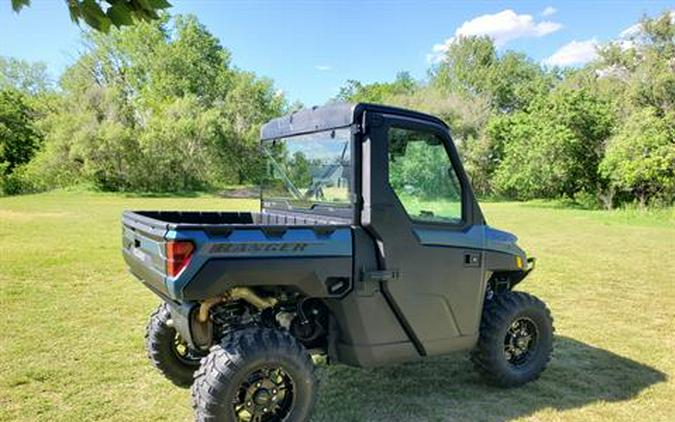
[0,191,673,421]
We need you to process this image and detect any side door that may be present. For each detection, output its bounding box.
[361,111,487,356]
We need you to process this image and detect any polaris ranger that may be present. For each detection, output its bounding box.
[123,103,553,421]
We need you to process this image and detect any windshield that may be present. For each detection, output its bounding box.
[261,128,352,209]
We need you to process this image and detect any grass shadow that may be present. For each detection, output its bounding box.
[313,336,667,421]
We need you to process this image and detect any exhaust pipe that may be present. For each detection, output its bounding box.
[197,287,278,323]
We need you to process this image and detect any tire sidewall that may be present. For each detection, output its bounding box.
[220,350,315,421]
[146,304,201,386]
[495,303,553,382]
[155,315,201,369]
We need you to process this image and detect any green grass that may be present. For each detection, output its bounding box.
[1,191,673,421]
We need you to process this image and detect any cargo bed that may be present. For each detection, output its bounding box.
[121,210,353,301]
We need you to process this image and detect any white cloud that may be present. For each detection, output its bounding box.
[314,65,332,71]
[543,38,598,67]
[619,23,641,39]
[544,10,674,69]
[541,6,557,17]
[428,9,562,63]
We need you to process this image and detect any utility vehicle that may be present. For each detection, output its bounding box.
[123,103,553,421]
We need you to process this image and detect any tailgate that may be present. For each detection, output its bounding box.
[121,211,170,298]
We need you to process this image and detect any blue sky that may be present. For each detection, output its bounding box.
[1,1,672,105]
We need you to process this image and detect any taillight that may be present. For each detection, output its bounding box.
[166,240,194,277]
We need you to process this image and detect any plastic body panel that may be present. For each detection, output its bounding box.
[184,256,352,300]
[122,211,173,299]
[122,210,353,302]
[326,228,419,367]
[359,111,488,357]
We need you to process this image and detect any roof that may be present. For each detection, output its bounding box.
[260,102,448,140]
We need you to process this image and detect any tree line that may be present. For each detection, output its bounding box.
[337,11,674,209]
[1,14,285,194]
[1,11,673,208]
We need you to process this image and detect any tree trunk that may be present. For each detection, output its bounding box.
[637,189,647,209]
[599,186,614,210]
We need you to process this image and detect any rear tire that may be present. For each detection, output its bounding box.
[145,303,202,387]
[471,291,554,387]
[192,327,317,422]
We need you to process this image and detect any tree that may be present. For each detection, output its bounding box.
[221,71,285,183]
[0,89,42,193]
[288,152,312,187]
[597,11,675,115]
[136,96,225,191]
[0,57,52,95]
[0,90,41,173]
[23,14,285,193]
[431,36,498,98]
[389,135,455,199]
[336,72,417,103]
[600,108,675,207]
[491,88,614,199]
[140,15,234,106]
[430,36,553,113]
[10,0,172,32]
[588,10,675,206]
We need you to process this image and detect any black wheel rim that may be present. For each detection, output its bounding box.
[233,365,295,422]
[504,317,539,367]
[172,333,201,365]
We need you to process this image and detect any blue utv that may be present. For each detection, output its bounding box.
[123,103,553,421]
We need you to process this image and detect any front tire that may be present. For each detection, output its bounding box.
[192,328,317,422]
[145,303,202,387]
[471,291,554,388]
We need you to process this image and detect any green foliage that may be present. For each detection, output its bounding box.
[11,0,172,32]
[20,15,284,193]
[600,108,675,206]
[1,10,673,207]
[221,71,286,183]
[491,88,614,199]
[135,97,224,191]
[389,130,457,199]
[0,57,52,95]
[591,10,675,206]
[596,12,674,117]
[0,89,42,193]
[386,87,491,141]
[431,35,553,112]
[337,72,417,103]
[333,11,673,207]
[432,36,497,96]
[288,152,312,187]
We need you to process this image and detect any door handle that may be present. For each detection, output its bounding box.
[463,252,481,267]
